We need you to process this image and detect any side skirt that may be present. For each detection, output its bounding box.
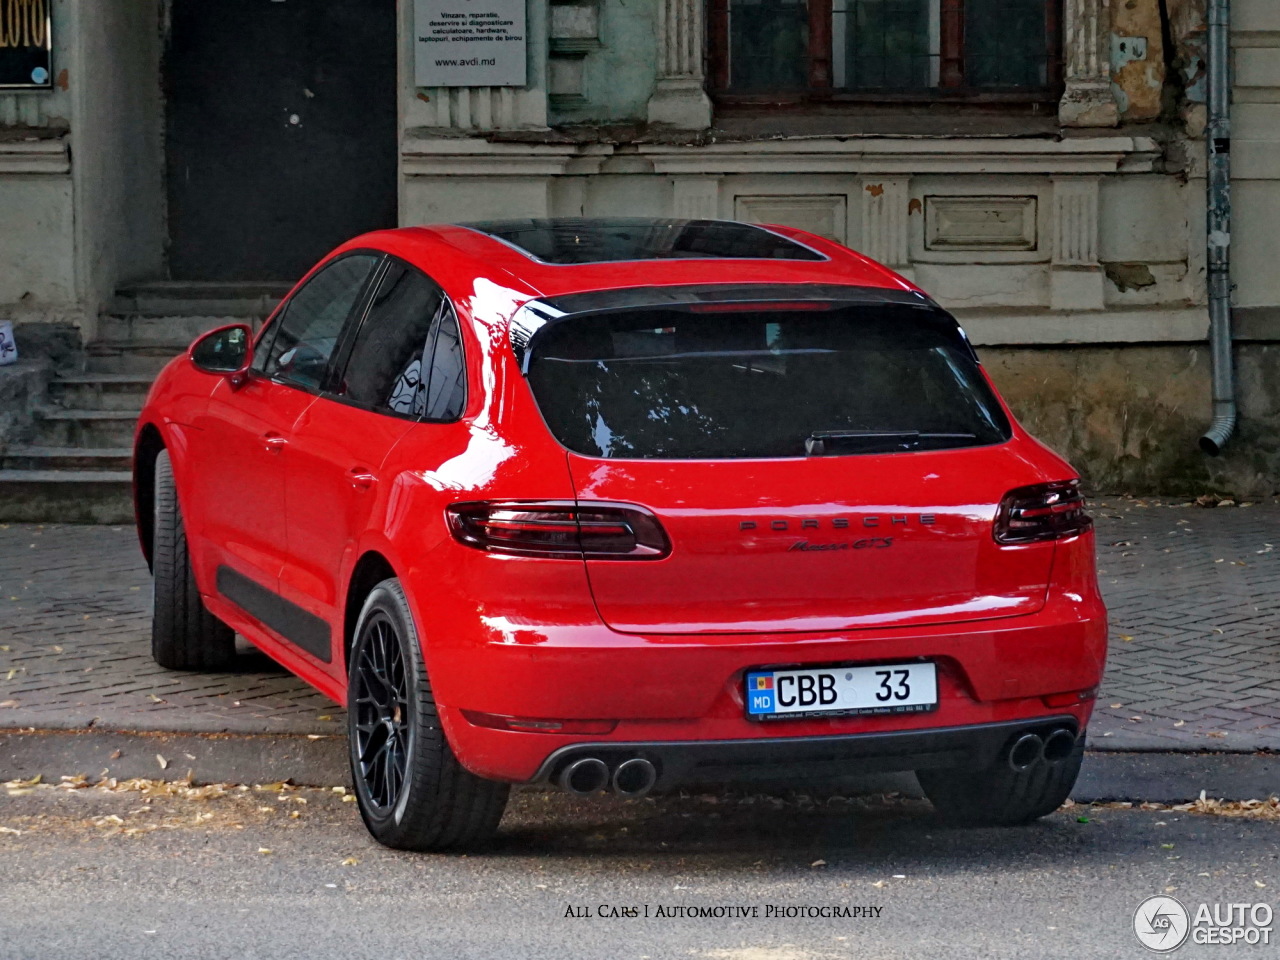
[216,565,333,664]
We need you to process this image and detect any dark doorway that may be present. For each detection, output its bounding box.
[165,0,398,281]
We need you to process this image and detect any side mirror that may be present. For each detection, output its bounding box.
[190,324,254,387]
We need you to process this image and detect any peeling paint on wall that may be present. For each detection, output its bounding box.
[1110,0,1166,122]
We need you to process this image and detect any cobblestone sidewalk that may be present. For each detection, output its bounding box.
[2,501,1279,748]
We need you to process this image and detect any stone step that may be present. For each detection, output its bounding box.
[110,280,290,320]
[32,407,138,448]
[0,469,134,524]
[84,349,181,376]
[94,314,253,348]
[46,373,153,411]
[0,446,133,471]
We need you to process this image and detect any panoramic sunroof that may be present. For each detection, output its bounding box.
[462,218,826,265]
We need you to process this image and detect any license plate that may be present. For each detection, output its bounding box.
[744,662,938,720]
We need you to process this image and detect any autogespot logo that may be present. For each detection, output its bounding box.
[1134,895,1191,952]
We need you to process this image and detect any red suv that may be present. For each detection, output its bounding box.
[133,219,1107,851]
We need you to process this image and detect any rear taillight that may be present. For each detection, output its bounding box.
[994,480,1092,545]
[446,500,670,560]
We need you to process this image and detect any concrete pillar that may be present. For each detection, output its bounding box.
[647,0,713,130]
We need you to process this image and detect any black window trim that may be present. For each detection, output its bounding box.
[249,248,386,397]
[321,252,469,424]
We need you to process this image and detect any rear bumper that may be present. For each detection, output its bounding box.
[528,715,1082,790]
[426,588,1105,782]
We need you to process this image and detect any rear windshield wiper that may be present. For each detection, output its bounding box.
[804,430,978,456]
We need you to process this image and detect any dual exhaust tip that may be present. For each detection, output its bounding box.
[1007,728,1078,773]
[558,756,657,798]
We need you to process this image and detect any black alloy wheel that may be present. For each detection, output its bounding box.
[350,612,411,815]
[346,578,509,851]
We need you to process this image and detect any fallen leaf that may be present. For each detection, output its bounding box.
[109,750,122,759]
[871,881,886,889]
[1256,881,1267,888]
[147,695,165,703]
[258,847,273,855]
[810,859,827,868]
[156,754,169,770]
[0,826,20,836]
[341,857,359,866]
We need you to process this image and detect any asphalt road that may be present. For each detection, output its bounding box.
[1,780,1277,960]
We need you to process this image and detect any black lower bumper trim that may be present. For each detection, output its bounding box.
[530,716,1080,790]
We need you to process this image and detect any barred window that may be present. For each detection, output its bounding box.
[709,0,1061,99]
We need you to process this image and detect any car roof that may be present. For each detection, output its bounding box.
[334,218,914,308]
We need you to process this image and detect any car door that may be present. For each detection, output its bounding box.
[281,258,466,679]
[190,252,381,623]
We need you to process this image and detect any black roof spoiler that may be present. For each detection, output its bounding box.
[508,284,973,374]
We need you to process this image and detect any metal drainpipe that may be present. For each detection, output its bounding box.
[1200,0,1235,456]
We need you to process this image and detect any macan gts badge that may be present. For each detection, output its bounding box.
[133,218,1108,851]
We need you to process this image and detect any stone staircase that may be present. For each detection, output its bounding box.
[0,282,289,523]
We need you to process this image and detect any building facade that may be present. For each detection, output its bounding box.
[1,0,1279,497]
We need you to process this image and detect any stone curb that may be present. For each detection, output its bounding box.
[4,729,1277,803]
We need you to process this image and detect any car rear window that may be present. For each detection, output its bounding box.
[525,305,1011,460]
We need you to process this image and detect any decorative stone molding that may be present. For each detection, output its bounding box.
[1050,176,1106,310]
[647,0,712,130]
[640,137,1161,175]
[401,138,579,177]
[671,175,720,218]
[859,177,911,272]
[734,195,847,243]
[0,137,70,176]
[1059,0,1120,127]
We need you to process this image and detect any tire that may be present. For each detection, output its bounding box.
[916,731,1084,826]
[347,578,509,852]
[150,450,236,670]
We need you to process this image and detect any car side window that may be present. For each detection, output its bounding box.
[337,259,466,421]
[339,261,443,416]
[423,302,466,421]
[257,254,379,391]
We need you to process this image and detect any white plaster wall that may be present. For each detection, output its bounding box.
[0,0,77,319]
[1232,0,1280,309]
[71,0,166,338]
[0,175,75,305]
[403,176,553,224]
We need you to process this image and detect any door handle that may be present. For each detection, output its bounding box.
[348,467,377,491]
[261,432,287,453]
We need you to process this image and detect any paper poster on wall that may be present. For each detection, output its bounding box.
[0,0,52,89]
[414,0,527,88]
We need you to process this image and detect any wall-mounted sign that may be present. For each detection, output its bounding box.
[414,0,526,88]
[0,0,52,89]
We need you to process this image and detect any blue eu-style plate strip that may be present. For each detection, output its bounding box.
[745,672,776,715]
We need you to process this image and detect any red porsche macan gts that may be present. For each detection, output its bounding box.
[133,218,1107,850]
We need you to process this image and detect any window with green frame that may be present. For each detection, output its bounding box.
[709,0,1062,99]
